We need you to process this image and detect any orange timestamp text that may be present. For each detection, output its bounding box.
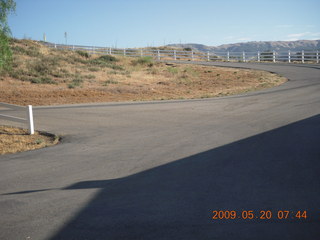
[212,210,307,220]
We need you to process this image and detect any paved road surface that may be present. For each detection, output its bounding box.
[1,62,319,240]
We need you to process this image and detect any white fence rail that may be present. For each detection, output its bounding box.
[0,103,34,135]
[44,42,320,64]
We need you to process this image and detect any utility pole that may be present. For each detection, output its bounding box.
[64,32,68,45]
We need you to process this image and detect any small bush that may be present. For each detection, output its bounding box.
[76,50,90,58]
[103,79,119,86]
[88,67,99,72]
[132,56,153,66]
[89,55,122,70]
[28,57,59,76]
[167,66,178,74]
[30,77,56,84]
[110,64,124,71]
[98,55,118,62]
[68,76,83,88]
[84,74,95,79]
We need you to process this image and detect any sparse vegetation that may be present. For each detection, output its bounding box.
[0,39,287,106]
[68,76,84,88]
[167,66,178,75]
[0,126,59,155]
[76,50,90,58]
[132,56,153,66]
[31,76,56,84]
[103,79,119,86]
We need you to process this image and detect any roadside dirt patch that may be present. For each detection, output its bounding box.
[0,126,59,155]
[0,64,286,106]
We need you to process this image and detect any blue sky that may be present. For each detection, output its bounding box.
[9,0,320,48]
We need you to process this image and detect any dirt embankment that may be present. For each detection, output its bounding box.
[0,39,287,106]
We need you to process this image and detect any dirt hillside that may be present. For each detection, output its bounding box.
[0,39,287,106]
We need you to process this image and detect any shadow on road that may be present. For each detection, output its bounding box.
[48,114,320,239]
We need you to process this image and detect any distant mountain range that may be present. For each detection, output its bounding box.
[168,40,320,53]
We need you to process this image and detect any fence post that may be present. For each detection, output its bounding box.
[191,51,194,61]
[288,50,291,63]
[27,105,34,135]
[123,48,126,56]
[317,50,319,64]
[257,51,260,62]
[140,49,143,57]
[227,51,230,62]
[157,50,160,60]
[207,51,210,61]
[242,51,246,62]
[302,50,304,63]
[273,51,276,63]
[174,50,177,60]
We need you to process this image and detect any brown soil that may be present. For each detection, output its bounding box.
[0,64,286,106]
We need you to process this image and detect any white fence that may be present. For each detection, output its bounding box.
[0,103,34,135]
[44,42,320,64]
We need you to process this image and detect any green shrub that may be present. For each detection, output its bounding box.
[89,55,122,70]
[88,67,99,72]
[27,57,60,76]
[30,77,56,84]
[85,74,95,79]
[167,66,178,74]
[103,79,119,86]
[0,32,12,74]
[98,55,118,62]
[76,50,90,58]
[68,76,83,88]
[132,56,153,66]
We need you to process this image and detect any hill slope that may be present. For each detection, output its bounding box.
[0,39,286,106]
[168,40,320,52]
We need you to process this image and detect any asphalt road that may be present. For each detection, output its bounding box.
[1,62,319,240]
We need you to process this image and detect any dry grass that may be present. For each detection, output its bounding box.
[0,39,287,106]
[0,126,59,155]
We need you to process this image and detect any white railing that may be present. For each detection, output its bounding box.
[43,42,320,64]
[0,103,34,135]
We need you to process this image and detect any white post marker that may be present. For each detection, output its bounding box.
[317,50,319,64]
[302,50,304,63]
[227,51,230,62]
[288,50,291,63]
[27,105,34,135]
[242,51,246,62]
[174,50,177,60]
[258,51,260,62]
[273,51,276,63]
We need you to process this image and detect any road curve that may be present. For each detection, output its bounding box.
[1,62,319,240]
